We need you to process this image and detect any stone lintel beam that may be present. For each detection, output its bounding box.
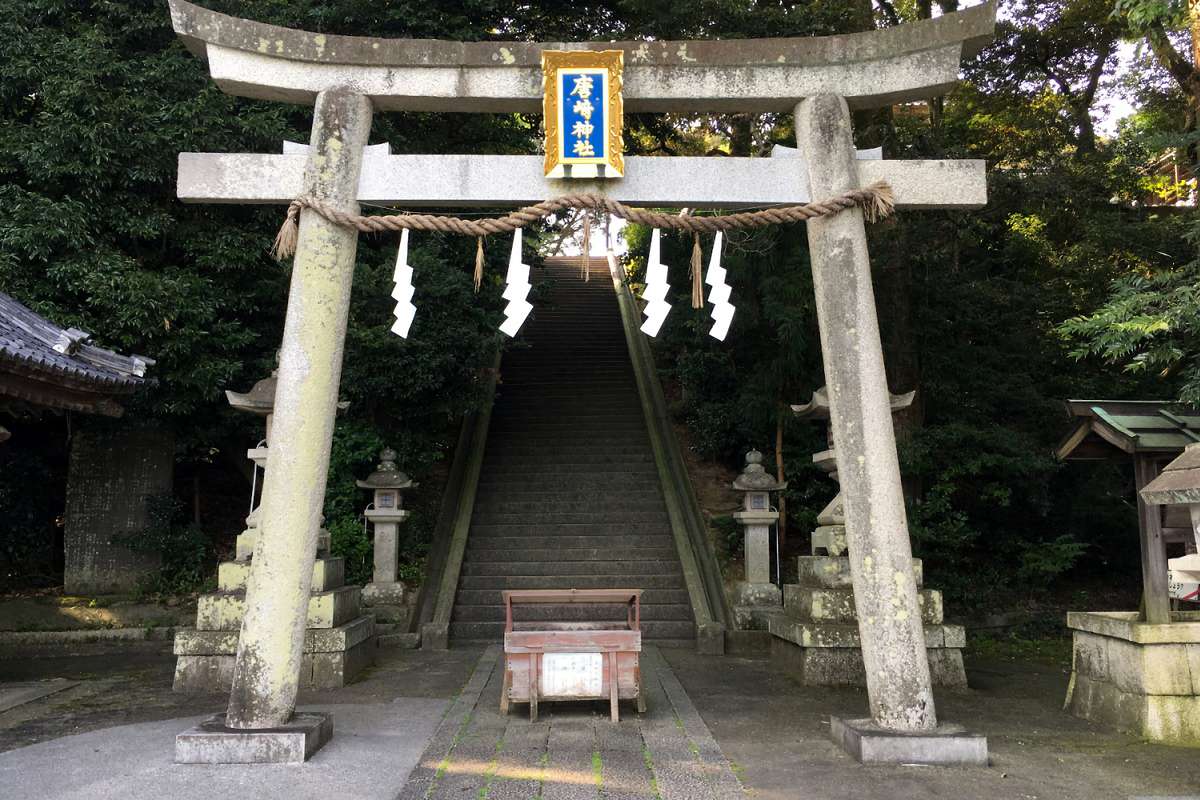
[177,153,987,210]
[167,0,996,113]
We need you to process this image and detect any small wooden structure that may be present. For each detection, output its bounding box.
[1057,400,1200,623]
[500,589,645,722]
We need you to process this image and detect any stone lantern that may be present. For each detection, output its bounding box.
[357,447,416,620]
[731,449,787,627]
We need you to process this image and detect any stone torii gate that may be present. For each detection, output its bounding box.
[166,0,995,765]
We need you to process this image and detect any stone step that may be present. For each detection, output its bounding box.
[796,555,924,589]
[461,559,682,576]
[217,557,344,593]
[471,488,662,502]
[470,499,665,515]
[469,522,673,538]
[454,587,691,606]
[476,473,656,489]
[463,546,679,563]
[448,619,695,641]
[458,573,688,591]
[767,615,965,650]
[782,585,944,625]
[478,459,658,473]
[468,534,675,551]
[196,586,362,631]
[469,511,669,526]
[481,444,652,458]
[451,602,694,622]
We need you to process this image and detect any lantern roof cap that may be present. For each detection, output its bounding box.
[732,449,787,492]
[1140,442,1200,506]
[356,447,416,490]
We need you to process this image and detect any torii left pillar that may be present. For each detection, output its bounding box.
[175,87,372,764]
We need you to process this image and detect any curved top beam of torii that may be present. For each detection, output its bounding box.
[168,0,996,114]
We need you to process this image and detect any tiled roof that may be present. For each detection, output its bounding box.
[0,291,153,394]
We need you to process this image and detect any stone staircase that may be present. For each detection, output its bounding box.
[449,256,696,647]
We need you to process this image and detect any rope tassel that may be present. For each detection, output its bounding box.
[474,236,484,294]
[272,202,301,260]
[690,233,703,310]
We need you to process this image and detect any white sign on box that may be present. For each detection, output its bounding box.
[541,652,604,697]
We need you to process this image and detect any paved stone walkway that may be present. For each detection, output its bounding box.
[399,646,743,800]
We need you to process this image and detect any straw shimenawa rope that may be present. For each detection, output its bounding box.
[271,182,895,260]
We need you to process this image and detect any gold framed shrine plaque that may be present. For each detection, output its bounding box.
[542,50,624,179]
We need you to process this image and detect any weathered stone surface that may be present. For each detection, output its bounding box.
[830,716,987,766]
[169,0,995,112]
[63,424,173,594]
[362,580,406,606]
[1066,611,1200,743]
[179,151,987,210]
[734,581,782,608]
[218,556,344,592]
[797,555,923,589]
[1067,610,1200,644]
[174,712,332,764]
[174,632,375,692]
[225,88,373,730]
[784,585,942,625]
[175,615,375,656]
[695,622,726,656]
[197,586,361,631]
[768,623,964,690]
[421,622,449,651]
[796,93,937,732]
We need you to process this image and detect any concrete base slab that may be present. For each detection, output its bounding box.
[174,712,332,764]
[0,700,447,800]
[0,679,79,712]
[830,716,988,766]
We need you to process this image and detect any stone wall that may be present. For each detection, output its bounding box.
[63,424,174,594]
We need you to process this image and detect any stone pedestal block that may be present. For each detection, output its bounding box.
[173,615,375,692]
[767,555,967,688]
[830,716,988,766]
[1065,610,1200,744]
[175,712,332,764]
[733,581,783,631]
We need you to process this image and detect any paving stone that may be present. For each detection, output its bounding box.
[396,646,740,800]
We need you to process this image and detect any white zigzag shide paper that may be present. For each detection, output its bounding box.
[640,229,671,337]
[704,231,735,341]
[390,229,416,338]
[499,228,533,337]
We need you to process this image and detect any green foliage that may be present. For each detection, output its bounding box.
[116,494,214,596]
[1060,221,1200,404]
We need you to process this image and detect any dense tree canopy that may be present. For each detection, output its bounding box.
[0,0,1196,613]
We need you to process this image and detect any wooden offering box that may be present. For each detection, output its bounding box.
[500,589,645,722]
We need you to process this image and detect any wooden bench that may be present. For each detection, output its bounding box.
[500,588,645,722]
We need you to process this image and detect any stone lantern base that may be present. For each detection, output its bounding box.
[172,527,375,692]
[1066,610,1200,745]
[362,579,410,624]
[766,555,968,688]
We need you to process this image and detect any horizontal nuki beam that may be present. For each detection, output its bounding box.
[168,0,996,113]
[177,151,987,210]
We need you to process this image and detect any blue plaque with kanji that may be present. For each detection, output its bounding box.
[542,50,624,179]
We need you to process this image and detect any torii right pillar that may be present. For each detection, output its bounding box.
[796,94,987,765]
